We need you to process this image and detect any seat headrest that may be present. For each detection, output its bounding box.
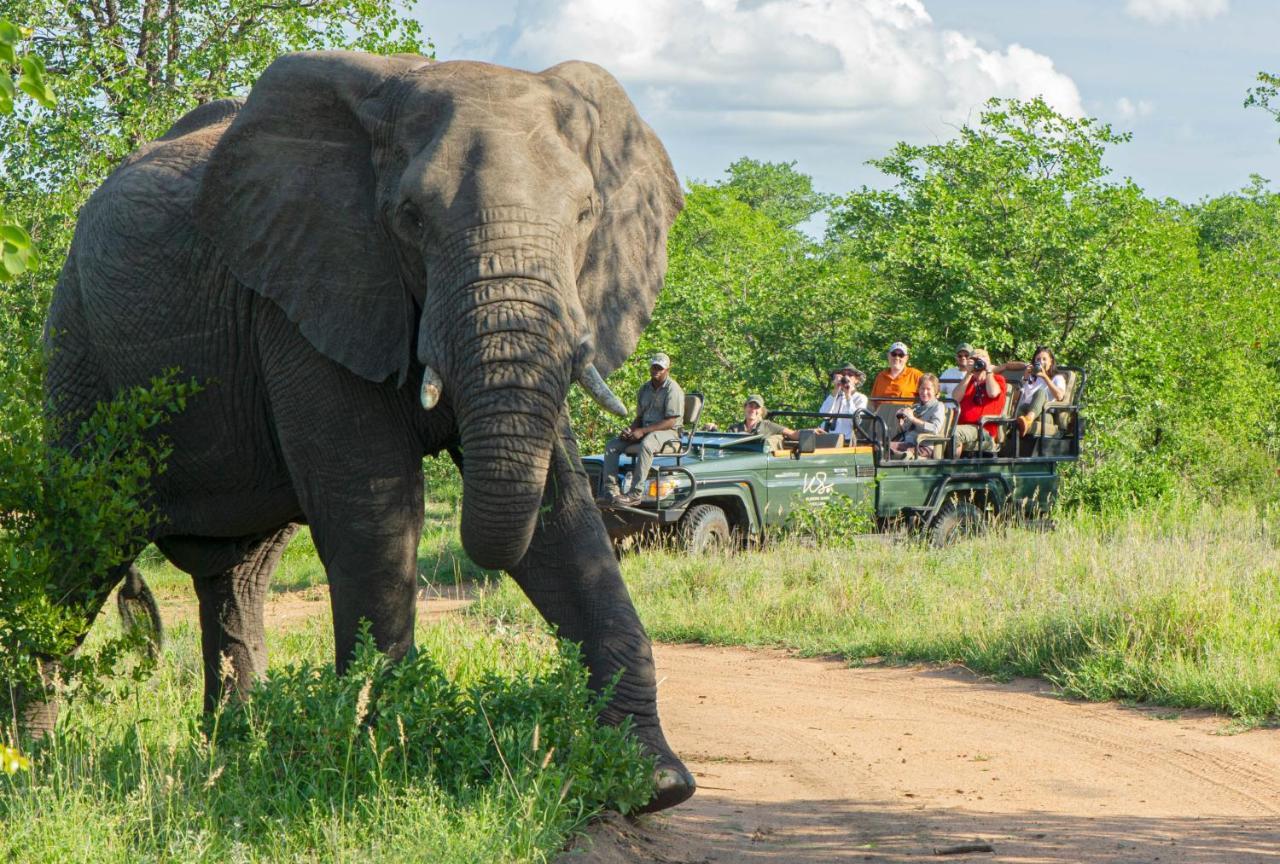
[684,392,704,425]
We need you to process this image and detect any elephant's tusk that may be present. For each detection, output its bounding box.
[578,363,628,417]
[420,365,443,410]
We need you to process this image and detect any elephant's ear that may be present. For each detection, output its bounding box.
[195,51,430,384]
[542,61,683,377]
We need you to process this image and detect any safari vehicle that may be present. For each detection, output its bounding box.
[586,367,1086,552]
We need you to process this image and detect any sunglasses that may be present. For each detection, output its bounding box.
[889,351,907,358]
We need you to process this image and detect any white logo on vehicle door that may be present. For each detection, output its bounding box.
[802,472,834,496]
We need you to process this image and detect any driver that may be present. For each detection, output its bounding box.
[727,395,805,446]
[599,352,685,506]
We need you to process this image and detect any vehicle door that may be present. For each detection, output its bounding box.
[764,442,873,524]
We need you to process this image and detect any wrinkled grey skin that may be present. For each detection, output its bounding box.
[39,51,692,812]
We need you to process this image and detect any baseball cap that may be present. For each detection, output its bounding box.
[745,394,765,409]
[955,342,974,355]
[648,352,671,369]
[888,341,909,355]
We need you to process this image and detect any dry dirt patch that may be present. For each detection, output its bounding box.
[565,644,1280,864]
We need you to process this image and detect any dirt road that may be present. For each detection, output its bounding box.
[172,588,1280,861]
[569,644,1280,863]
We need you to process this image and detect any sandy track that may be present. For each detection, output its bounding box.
[569,644,1280,863]
[157,589,1280,861]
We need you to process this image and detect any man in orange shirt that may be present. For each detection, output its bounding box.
[871,341,923,402]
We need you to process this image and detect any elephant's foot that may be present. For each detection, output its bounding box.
[628,721,696,813]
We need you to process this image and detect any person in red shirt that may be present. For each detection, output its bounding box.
[954,348,1007,457]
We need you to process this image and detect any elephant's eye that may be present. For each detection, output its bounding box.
[400,201,425,232]
[577,196,597,224]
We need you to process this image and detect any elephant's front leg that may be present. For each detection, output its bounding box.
[509,417,695,813]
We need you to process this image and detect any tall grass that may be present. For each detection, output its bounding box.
[1,615,649,863]
[478,500,1280,722]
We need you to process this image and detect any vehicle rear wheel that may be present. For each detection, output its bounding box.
[930,499,985,547]
[679,503,732,555]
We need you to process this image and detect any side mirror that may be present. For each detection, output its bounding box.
[797,429,817,455]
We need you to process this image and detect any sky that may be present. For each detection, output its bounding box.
[412,0,1278,203]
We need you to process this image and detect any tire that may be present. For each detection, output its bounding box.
[930,499,985,548]
[679,503,732,555]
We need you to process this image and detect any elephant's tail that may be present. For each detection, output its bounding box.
[117,565,164,661]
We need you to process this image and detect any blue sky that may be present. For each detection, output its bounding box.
[413,0,1278,203]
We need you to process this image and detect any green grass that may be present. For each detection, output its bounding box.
[1,613,649,863]
[478,500,1280,723]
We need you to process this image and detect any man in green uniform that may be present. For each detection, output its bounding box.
[727,394,803,446]
[600,352,685,505]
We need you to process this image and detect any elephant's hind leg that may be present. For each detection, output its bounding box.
[173,525,299,712]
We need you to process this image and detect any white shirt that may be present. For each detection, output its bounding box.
[1019,372,1067,407]
[940,366,966,399]
[818,391,867,440]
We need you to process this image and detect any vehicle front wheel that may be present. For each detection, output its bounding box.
[930,499,985,547]
[678,503,732,555]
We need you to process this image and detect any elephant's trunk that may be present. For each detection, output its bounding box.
[446,276,573,571]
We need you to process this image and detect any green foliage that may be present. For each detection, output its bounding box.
[719,157,831,229]
[1,616,650,862]
[0,362,199,715]
[780,493,877,545]
[1245,71,1280,142]
[214,628,652,817]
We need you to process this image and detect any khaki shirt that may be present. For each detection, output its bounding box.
[728,418,787,437]
[636,377,684,429]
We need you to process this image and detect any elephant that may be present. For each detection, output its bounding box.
[35,50,693,812]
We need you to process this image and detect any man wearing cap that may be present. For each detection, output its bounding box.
[818,364,867,441]
[871,342,923,402]
[727,395,803,443]
[600,352,685,505]
[940,343,974,399]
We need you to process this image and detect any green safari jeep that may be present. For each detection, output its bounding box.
[585,367,1086,552]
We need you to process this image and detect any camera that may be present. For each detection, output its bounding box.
[837,374,850,386]
[1029,361,1042,376]
[972,357,988,372]
[895,409,907,420]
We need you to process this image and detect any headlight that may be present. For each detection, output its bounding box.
[644,474,691,501]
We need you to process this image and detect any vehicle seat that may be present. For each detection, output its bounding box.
[914,402,957,458]
[1038,369,1079,437]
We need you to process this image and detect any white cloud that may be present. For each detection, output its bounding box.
[1115,96,1155,118]
[486,0,1083,145]
[1124,0,1228,24]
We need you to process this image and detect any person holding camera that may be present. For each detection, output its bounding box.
[954,348,1007,457]
[600,352,684,505]
[818,363,867,441]
[889,373,945,459]
[996,346,1067,436]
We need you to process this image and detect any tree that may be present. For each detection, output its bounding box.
[1245,71,1280,143]
[718,157,830,230]
[825,97,1279,506]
